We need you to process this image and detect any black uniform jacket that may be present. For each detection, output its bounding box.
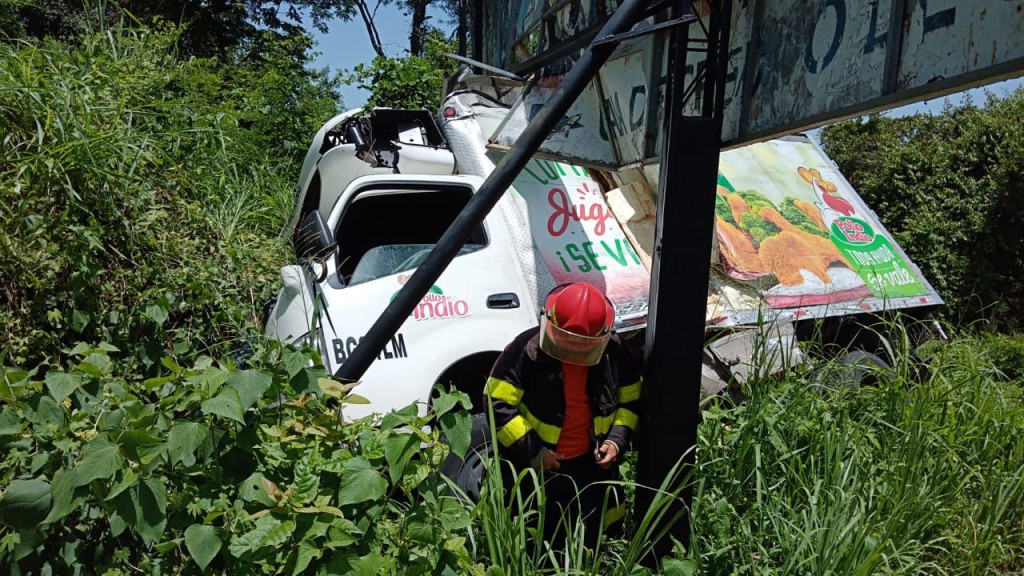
[484,327,643,468]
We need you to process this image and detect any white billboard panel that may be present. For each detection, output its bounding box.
[481,0,1024,167]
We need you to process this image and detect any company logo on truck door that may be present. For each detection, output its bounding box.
[391,283,470,321]
[333,333,408,364]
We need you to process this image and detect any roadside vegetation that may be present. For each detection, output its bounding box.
[2,14,1024,576]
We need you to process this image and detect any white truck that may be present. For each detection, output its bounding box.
[264,76,942,422]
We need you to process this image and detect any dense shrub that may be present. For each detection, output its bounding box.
[0,26,339,367]
[0,342,479,574]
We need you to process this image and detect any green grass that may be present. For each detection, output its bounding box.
[461,327,1024,575]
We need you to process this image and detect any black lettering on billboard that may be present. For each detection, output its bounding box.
[333,338,346,364]
[628,85,646,131]
[918,0,955,35]
[602,94,626,138]
[725,46,743,108]
[864,1,887,54]
[805,0,846,73]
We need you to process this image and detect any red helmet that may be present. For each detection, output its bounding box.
[539,282,614,365]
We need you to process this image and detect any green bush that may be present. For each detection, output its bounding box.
[981,333,1024,383]
[0,342,479,575]
[0,25,339,367]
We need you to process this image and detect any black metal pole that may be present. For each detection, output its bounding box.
[335,0,654,384]
[636,0,726,560]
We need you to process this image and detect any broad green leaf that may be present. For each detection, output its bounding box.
[43,468,77,523]
[344,394,371,405]
[227,369,273,410]
[291,367,324,395]
[104,468,138,502]
[439,411,472,460]
[383,433,418,485]
[0,478,51,529]
[184,524,222,571]
[27,396,66,429]
[202,388,244,423]
[0,408,22,436]
[143,376,171,391]
[74,438,123,486]
[66,342,93,356]
[118,430,164,462]
[284,349,310,378]
[155,538,183,554]
[293,448,320,504]
[229,516,295,558]
[337,457,387,506]
[44,371,81,402]
[291,540,321,576]
[663,558,696,576]
[160,356,183,374]
[71,310,89,333]
[238,472,276,506]
[430,389,471,417]
[437,496,471,531]
[145,303,169,325]
[263,519,296,547]
[351,551,386,576]
[325,518,361,548]
[407,520,437,545]
[74,354,108,377]
[135,476,167,543]
[168,422,209,467]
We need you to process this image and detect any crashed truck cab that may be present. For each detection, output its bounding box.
[265,108,540,419]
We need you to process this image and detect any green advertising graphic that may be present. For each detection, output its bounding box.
[830,217,927,298]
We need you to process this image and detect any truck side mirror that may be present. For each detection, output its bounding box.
[294,210,337,261]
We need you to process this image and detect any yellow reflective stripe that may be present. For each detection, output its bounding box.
[496,415,531,447]
[593,414,614,436]
[604,502,626,528]
[613,408,640,430]
[520,404,561,445]
[484,377,524,405]
[618,380,642,404]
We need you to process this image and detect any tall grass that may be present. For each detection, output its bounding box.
[0,26,323,365]
[687,330,1024,574]
[463,327,1024,574]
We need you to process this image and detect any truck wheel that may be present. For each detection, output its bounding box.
[816,350,892,389]
[440,413,492,503]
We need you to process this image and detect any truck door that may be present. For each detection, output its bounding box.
[317,175,536,418]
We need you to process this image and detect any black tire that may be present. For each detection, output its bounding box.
[814,349,893,390]
[440,413,492,503]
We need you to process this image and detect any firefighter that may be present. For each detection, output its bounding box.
[484,281,643,549]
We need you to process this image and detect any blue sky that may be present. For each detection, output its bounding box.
[310,5,451,108]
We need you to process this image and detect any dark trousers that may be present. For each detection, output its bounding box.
[506,453,624,550]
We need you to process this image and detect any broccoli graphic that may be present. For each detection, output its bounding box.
[780,197,828,237]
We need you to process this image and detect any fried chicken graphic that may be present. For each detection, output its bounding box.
[715,189,853,287]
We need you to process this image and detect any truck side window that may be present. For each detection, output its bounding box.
[335,185,487,285]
